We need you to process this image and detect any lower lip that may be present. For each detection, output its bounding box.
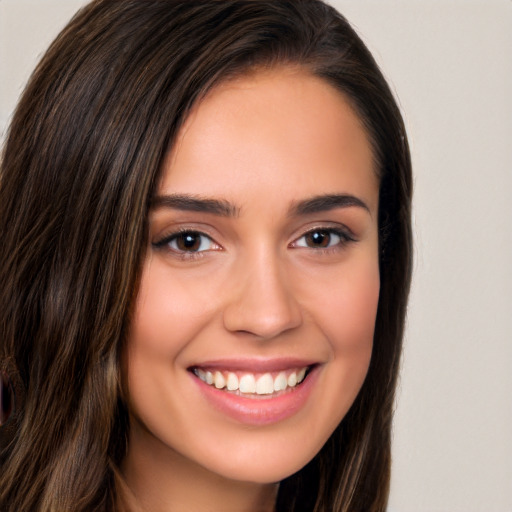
[191,367,319,426]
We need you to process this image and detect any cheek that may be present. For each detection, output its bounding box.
[299,253,380,354]
[314,258,379,394]
[328,266,379,387]
[293,255,379,432]
[333,266,380,348]
[129,258,216,359]
[124,262,211,419]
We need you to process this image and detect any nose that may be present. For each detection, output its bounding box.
[222,250,302,340]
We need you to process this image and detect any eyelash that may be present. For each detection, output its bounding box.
[290,227,356,252]
[152,229,219,260]
[152,226,356,260]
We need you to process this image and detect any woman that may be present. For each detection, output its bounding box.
[0,1,412,511]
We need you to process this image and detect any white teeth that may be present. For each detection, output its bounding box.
[194,366,309,394]
[256,373,274,395]
[239,374,257,393]
[214,371,226,389]
[274,372,287,391]
[226,372,239,391]
[287,372,297,387]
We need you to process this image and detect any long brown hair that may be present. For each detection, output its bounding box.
[0,1,412,510]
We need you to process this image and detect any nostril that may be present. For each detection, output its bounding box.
[222,287,302,339]
[221,256,303,339]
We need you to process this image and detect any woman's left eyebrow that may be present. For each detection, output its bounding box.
[290,193,371,217]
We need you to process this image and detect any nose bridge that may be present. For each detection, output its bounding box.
[222,243,302,339]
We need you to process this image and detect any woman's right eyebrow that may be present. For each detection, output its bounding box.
[150,194,240,217]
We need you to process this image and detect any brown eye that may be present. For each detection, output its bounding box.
[293,228,353,250]
[304,230,332,248]
[161,231,215,253]
[175,233,202,251]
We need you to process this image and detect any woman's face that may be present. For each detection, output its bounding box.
[124,68,380,484]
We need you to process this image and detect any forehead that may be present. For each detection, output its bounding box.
[161,67,378,212]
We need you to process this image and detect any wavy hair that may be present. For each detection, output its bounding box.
[0,1,412,510]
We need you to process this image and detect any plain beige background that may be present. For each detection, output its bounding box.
[1,1,511,511]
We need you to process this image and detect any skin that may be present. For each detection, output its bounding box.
[122,67,380,512]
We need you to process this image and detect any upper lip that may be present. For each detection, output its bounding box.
[189,357,318,373]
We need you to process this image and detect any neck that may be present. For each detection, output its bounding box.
[120,419,278,512]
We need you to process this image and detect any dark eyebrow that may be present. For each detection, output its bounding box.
[290,194,370,216]
[150,194,240,217]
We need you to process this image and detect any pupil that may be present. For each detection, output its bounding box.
[179,233,200,251]
[307,231,329,247]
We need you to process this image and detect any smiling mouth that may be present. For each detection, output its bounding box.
[190,366,312,397]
